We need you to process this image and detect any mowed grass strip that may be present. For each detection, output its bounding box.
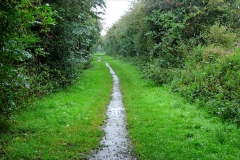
[103,54,240,160]
[0,55,112,159]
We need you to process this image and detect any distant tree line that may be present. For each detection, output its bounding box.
[103,0,240,124]
[0,0,105,119]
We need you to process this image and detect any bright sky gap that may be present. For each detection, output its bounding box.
[99,0,132,36]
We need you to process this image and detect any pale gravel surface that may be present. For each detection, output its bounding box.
[89,63,135,160]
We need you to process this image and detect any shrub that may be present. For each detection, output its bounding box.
[206,24,237,49]
[103,0,240,124]
[172,51,240,124]
[202,45,236,62]
[0,0,105,119]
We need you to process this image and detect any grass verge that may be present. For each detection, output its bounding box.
[0,54,112,159]
[103,54,240,160]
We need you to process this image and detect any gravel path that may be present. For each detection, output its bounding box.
[89,63,135,160]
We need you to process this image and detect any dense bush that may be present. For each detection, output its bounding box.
[103,0,240,124]
[0,1,56,118]
[0,0,105,119]
[172,50,240,123]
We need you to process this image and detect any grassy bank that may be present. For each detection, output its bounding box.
[0,54,112,159]
[102,54,240,159]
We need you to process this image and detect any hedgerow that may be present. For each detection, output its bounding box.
[103,0,240,124]
[0,0,105,119]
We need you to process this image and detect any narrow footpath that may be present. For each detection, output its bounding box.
[90,63,134,160]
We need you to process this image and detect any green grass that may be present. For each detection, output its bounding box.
[0,55,112,159]
[1,53,240,159]
[102,54,240,160]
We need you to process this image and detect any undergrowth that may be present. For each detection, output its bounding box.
[171,47,240,124]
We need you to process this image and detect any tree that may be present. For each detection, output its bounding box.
[0,0,105,119]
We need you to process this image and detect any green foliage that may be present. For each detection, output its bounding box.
[104,2,151,61]
[0,0,105,119]
[172,52,240,124]
[0,0,56,117]
[103,0,240,123]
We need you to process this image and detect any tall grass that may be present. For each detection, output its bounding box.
[0,54,112,159]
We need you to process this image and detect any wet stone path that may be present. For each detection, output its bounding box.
[89,63,134,160]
